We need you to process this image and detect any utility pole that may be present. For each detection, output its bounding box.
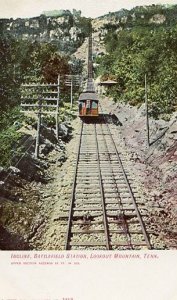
[21,82,59,158]
[56,75,60,140]
[70,77,73,109]
[35,97,42,158]
[64,74,81,109]
[145,74,150,148]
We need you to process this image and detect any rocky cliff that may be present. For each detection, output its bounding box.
[1,5,177,57]
[0,10,90,54]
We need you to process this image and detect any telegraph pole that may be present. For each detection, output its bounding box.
[21,82,59,158]
[70,77,73,109]
[56,75,60,140]
[64,74,81,109]
[35,97,42,158]
[145,74,150,148]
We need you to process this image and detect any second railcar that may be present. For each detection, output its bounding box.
[78,92,99,117]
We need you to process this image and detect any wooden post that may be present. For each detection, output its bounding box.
[70,77,73,109]
[35,97,42,158]
[13,64,16,81]
[145,74,150,148]
[21,82,60,157]
[56,75,60,139]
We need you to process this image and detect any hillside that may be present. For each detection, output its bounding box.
[95,4,177,119]
[1,4,177,63]
[1,4,177,59]
[0,9,90,54]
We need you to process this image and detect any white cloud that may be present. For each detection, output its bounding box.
[0,0,177,19]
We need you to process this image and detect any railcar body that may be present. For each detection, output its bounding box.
[79,92,99,117]
[79,78,99,117]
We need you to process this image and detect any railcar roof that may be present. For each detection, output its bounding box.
[79,92,99,101]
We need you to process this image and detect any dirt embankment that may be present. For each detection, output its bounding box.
[0,118,74,250]
[102,97,177,248]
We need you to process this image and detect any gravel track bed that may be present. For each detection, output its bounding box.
[71,234,106,243]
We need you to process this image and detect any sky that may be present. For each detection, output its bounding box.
[1,0,177,19]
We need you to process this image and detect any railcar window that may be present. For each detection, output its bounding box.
[86,100,91,108]
[79,101,83,113]
[92,101,98,108]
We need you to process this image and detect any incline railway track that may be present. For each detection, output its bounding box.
[64,114,151,250]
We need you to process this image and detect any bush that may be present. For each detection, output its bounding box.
[0,126,22,167]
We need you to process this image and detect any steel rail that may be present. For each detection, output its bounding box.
[99,123,133,249]
[94,124,110,250]
[65,121,83,250]
[100,104,151,249]
[65,121,111,250]
[109,127,151,249]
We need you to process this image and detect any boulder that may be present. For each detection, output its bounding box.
[58,153,67,163]
[111,114,122,126]
[13,121,22,129]
[12,154,45,182]
[0,167,6,180]
[59,123,68,135]
[58,122,72,141]
[169,123,177,134]
[8,166,21,175]
[41,141,54,155]
[0,183,17,201]
[40,125,58,144]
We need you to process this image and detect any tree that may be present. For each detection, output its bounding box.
[42,53,70,83]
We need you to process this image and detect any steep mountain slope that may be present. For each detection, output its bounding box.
[0,10,90,54]
[2,5,177,55]
[95,5,177,119]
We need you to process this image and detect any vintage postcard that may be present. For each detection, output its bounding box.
[0,0,177,299]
